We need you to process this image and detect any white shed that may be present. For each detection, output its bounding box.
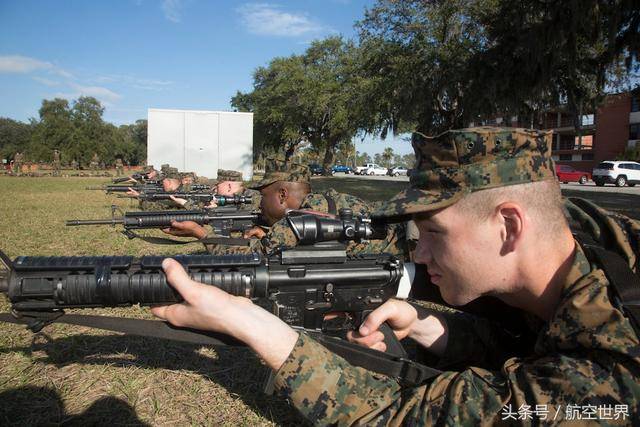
[147,108,254,180]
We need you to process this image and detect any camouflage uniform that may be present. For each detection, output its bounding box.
[52,150,61,176]
[13,152,23,175]
[263,189,409,258]
[199,169,261,255]
[272,127,640,424]
[115,158,124,176]
[90,153,99,171]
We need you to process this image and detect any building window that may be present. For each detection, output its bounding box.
[575,134,593,149]
[631,124,640,140]
[582,153,594,161]
[559,154,572,161]
[581,114,594,126]
[559,135,574,150]
[632,96,640,113]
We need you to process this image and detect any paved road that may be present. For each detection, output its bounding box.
[325,173,640,220]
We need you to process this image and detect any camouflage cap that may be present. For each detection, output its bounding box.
[215,169,243,183]
[249,157,310,190]
[163,166,180,179]
[373,127,555,220]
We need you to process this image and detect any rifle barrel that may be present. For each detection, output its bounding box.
[66,219,123,226]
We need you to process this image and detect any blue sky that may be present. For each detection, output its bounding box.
[0,0,412,156]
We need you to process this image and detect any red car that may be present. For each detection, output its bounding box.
[555,164,591,184]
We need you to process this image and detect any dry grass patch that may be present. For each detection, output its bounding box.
[0,177,306,426]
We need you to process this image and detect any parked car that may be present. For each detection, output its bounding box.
[355,163,377,175]
[592,161,640,187]
[309,164,326,176]
[387,166,408,177]
[362,163,388,176]
[555,164,591,185]
[331,164,353,174]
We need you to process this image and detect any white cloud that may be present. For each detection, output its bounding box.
[32,76,60,86]
[92,74,173,90]
[237,3,331,37]
[0,55,53,73]
[0,55,74,79]
[162,0,184,23]
[56,84,122,105]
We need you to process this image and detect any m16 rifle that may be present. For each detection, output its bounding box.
[112,172,154,183]
[135,193,251,206]
[0,210,443,383]
[66,206,261,239]
[86,183,211,194]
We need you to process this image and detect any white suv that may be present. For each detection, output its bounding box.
[592,161,640,187]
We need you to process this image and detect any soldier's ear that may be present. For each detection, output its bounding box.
[497,202,525,255]
[278,186,288,203]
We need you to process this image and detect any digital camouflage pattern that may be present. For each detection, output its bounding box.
[13,152,23,175]
[115,158,124,176]
[374,127,556,220]
[249,157,310,190]
[273,201,640,425]
[263,189,409,258]
[215,169,243,182]
[52,150,61,176]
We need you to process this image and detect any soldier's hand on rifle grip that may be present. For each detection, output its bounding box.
[161,220,208,239]
[204,199,218,209]
[243,226,266,239]
[347,299,418,352]
[126,187,140,197]
[169,195,187,207]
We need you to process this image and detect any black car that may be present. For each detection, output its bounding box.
[309,164,326,176]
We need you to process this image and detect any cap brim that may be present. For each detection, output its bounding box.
[248,178,277,190]
[372,186,465,222]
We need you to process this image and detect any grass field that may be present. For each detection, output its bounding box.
[0,177,307,426]
[3,175,640,425]
[0,176,408,426]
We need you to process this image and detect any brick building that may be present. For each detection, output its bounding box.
[470,88,640,172]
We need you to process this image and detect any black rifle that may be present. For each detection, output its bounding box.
[136,193,251,206]
[112,172,154,183]
[0,210,443,385]
[87,183,211,194]
[66,207,261,238]
[1,210,412,331]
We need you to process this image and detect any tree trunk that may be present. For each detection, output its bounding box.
[322,139,338,175]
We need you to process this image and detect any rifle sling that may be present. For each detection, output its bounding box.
[0,312,441,386]
[123,230,250,246]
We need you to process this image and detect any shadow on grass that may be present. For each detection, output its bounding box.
[0,385,149,426]
[0,333,308,426]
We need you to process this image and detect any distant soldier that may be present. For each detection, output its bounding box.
[52,149,61,176]
[13,152,23,175]
[70,159,79,170]
[90,153,100,171]
[115,157,124,176]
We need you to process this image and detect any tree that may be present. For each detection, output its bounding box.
[0,118,32,162]
[381,147,394,167]
[232,37,365,172]
[357,0,639,138]
[29,98,73,162]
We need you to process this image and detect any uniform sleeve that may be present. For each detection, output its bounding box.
[273,333,510,425]
[274,332,639,426]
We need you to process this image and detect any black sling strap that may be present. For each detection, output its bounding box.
[568,198,640,336]
[0,311,442,386]
[574,232,640,335]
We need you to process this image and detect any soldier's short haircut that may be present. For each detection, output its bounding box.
[455,180,568,235]
[281,181,311,200]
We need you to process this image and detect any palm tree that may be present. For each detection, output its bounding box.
[381,147,394,168]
